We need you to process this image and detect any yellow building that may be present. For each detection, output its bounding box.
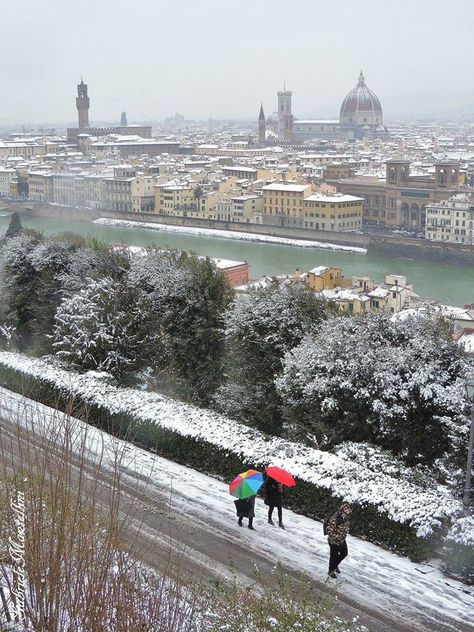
[330,159,466,231]
[131,175,155,212]
[262,182,312,220]
[154,183,195,215]
[302,193,363,231]
[305,265,349,291]
[321,287,371,315]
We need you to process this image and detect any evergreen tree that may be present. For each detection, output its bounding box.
[59,238,130,293]
[53,276,161,381]
[128,248,233,404]
[215,283,333,434]
[0,233,43,350]
[277,312,472,464]
[28,236,84,354]
[5,212,23,239]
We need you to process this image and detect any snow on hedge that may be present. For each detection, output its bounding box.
[0,351,462,538]
[446,516,474,547]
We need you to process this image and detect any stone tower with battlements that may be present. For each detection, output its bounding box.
[76,79,90,131]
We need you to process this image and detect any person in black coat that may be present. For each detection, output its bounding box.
[234,495,256,530]
[264,475,284,529]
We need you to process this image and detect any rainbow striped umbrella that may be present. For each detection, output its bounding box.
[229,469,264,499]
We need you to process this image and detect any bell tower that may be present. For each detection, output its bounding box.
[76,78,90,131]
[435,160,460,189]
[385,159,410,186]
[277,83,293,142]
[258,103,266,145]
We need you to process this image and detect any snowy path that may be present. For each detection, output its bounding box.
[0,386,472,632]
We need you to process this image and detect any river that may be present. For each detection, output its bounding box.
[0,213,473,306]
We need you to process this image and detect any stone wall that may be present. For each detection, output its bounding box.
[28,204,370,248]
[368,236,474,266]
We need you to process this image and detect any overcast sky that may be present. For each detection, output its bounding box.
[1,0,473,125]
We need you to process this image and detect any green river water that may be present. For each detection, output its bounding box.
[0,214,473,307]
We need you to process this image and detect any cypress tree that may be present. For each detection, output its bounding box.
[5,212,23,239]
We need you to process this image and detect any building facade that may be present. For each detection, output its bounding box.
[330,159,464,231]
[0,167,17,197]
[425,194,474,244]
[302,193,363,231]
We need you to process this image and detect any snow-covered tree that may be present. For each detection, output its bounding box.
[277,312,472,465]
[58,239,129,293]
[128,248,233,404]
[0,233,43,350]
[28,237,84,353]
[215,283,333,434]
[5,212,22,239]
[53,277,161,380]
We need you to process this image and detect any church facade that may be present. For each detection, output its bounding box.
[260,71,388,144]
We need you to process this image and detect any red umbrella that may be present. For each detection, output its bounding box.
[265,466,296,487]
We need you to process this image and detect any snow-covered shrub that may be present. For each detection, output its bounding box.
[441,516,474,583]
[53,277,161,380]
[0,323,15,350]
[277,313,473,466]
[215,284,333,433]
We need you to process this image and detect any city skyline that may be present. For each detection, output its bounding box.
[1,0,474,125]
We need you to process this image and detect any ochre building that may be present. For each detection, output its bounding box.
[329,159,465,231]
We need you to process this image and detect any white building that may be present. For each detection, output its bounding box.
[0,167,17,197]
[368,275,417,313]
[425,194,474,244]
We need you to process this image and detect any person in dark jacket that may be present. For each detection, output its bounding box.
[326,502,352,578]
[264,475,284,529]
[234,495,256,530]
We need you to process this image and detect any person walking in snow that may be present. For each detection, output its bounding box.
[234,495,256,530]
[326,502,352,578]
[264,475,284,529]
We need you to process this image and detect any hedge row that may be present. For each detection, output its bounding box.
[0,362,447,565]
[441,540,474,584]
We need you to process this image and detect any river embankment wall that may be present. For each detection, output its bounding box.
[12,203,474,266]
[26,204,370,248]
[368,236,474,266]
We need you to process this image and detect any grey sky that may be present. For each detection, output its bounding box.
[1,0,473,125]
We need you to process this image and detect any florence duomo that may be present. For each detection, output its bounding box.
[0,1,473,631]
[260,70,388,143]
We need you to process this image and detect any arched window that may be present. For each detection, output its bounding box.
[451,168,457,184]
[438,169,446,185]
[389,167,396,183]
[400,167,407,182]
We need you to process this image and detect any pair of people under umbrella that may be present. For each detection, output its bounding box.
[233,475,285,530]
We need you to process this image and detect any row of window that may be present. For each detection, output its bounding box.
[305,201,360,209]
[305,212,360,219]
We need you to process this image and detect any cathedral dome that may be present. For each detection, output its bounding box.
[340,71,383,127]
